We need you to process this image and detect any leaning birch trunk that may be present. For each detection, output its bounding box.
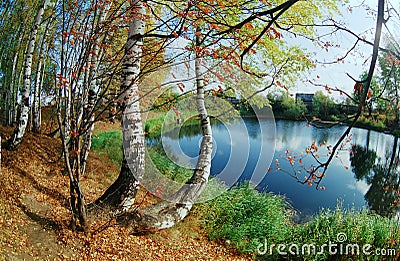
[6,0,47,149]
[90,0,146,212]
[32,48,44,133]
[126,37,213,233]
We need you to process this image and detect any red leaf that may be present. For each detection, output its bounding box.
[173,107,180,116]
[177,83,185,92]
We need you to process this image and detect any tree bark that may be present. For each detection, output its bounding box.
[6,0,48,149]
[80,2,112,176]
[125,33,213,233]
[32,19,51,134]
[90,0,146,212]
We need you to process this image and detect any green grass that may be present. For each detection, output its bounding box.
[199,184,400,260]
[91,130,123,165]
[146,146,193,183]
[145,114,165,138]
[200,184,294,258]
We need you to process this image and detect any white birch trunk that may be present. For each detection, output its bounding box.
[8,46,20,126]
[6,0,47,149]
[32,55,43,133]
[91,0,146,212]
[126,36,213,233]
[32,19,51,134]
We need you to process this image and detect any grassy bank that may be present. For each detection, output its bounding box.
[92,117,400,260]
[200,184,399,260]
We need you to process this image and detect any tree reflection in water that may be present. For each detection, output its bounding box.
[350,134,400,218]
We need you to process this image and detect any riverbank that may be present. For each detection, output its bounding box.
[142,114,400,260]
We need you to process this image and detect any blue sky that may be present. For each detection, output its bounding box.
[292,0,398,101]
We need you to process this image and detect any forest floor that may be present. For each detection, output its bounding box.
[0,122,249,260]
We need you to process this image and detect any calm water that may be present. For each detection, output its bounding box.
[155,118,400,221]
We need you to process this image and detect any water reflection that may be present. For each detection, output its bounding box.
[350,135,400,218]
[148,118,400,219]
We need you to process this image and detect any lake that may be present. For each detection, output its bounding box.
[154,118,400,222]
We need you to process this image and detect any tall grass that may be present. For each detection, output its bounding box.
[200,184,400,260]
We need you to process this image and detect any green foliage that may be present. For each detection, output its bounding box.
[270,91,307,119]
[312,91,338,119]
[282,93,307,119]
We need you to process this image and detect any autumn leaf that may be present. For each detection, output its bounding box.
[367,90,373,99]
[177,83,185,92]
[244,23,254,30]
[172,107,180,117]
[354,82,363,92]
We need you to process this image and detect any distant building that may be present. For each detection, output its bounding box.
[225,96,240,106]
[296,93,314,111]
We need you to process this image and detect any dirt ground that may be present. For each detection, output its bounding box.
[0,123,249,260]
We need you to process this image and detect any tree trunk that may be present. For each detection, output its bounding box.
[32,20,51,134]
[90,0,146,212]
[80,2,112,176]
[2,25,23,127]
[124,34,213,233]
[6,0,47,150]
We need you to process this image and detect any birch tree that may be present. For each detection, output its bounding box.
[92,0,147,211]
[6,0,49,150]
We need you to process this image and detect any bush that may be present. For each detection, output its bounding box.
[297,208,400,260]
[281,93,307,119]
